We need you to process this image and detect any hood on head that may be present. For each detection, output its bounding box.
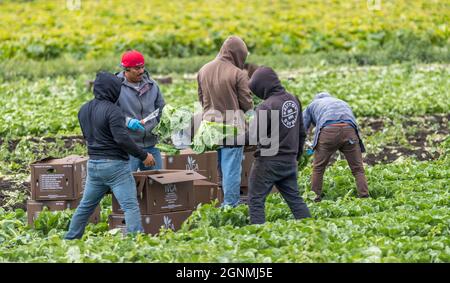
[248,66,285,100]
[217,36,248,69]
[314,92,332,100]
[93,72,123,103]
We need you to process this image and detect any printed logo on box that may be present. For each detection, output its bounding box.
[163,216,175,230]
[164,183,177,193]
[186,156,199,171]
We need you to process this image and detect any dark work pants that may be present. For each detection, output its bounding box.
[248,158,311,224]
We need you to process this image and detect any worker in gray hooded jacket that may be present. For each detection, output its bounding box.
[303,92,369,202]
[116,50,166,171]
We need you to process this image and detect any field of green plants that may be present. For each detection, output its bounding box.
[0,0,449,263]
[1,0,448,60]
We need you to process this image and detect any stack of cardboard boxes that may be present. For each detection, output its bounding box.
[109,170,209,235]
[161,148,255,205]
[161,149,220,207]
[27,155,100,226]
[161,149,218,183]
[108,147,278,235]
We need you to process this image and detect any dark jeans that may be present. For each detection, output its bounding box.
[312,126,369,197]
[248,158,311,224]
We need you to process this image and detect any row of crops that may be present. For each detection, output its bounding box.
[0,64,448,139]
[0,0,448,59]
[0,154,449,262]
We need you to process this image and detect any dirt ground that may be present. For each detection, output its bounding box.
[0,178,30,210]
[361,114,448,165]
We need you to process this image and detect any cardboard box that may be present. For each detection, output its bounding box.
[193,180,218,207]
[108,210,192,235]
[27,199,100,226]
[215,186,277,206]
[217,187,224,204]
[216,186,249,204]
[240,186,249,196]
[111,192,147,215]
[161,149,218,183]
[132,170,206,214]
[111,170,190,214]
[30,155,88,200]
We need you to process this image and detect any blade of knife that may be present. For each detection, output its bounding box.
[141,108,160,124]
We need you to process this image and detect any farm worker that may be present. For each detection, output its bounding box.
[197,36,253,207]
[116,50,166,171]
[303,92,370,202]
[246,66,311,224]
[65,72,154,239]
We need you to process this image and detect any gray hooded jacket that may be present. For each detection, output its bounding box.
[303,92,365,152]
[116,71,165,148]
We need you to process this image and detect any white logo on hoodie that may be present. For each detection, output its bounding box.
[281,101,298,128]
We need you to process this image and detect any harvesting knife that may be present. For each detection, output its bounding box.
[141,108,160,124]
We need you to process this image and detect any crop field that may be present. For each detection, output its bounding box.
[0,0,449,263]
[0,0,447,60]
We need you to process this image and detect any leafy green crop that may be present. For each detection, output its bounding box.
[0,61,448,262]
[155,143,180,156]
[192,121,237,154]
[0,1,447,60]
[0,64,447,140]
[153,105,192,143]
[0,154,448,263]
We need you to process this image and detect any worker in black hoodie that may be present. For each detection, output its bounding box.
[65,72,155,239]
[247,66,311,224]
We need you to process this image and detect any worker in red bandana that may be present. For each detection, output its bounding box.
[115,50,166,171]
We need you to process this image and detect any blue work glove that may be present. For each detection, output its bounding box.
[127,119,145,132]
[306,148,314,156]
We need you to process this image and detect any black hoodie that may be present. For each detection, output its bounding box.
[78,72,147,161]
[248,67,306,161]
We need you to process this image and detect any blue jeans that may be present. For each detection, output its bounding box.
[129,146,162,172]
[65,159,143,239]
[218,147,244,207]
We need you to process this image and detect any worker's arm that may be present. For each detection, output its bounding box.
[108,107,147,161]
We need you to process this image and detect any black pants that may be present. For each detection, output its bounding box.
[248,158,311,224]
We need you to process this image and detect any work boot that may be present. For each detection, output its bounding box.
[358,194,370,199]
[314,195,322,202]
